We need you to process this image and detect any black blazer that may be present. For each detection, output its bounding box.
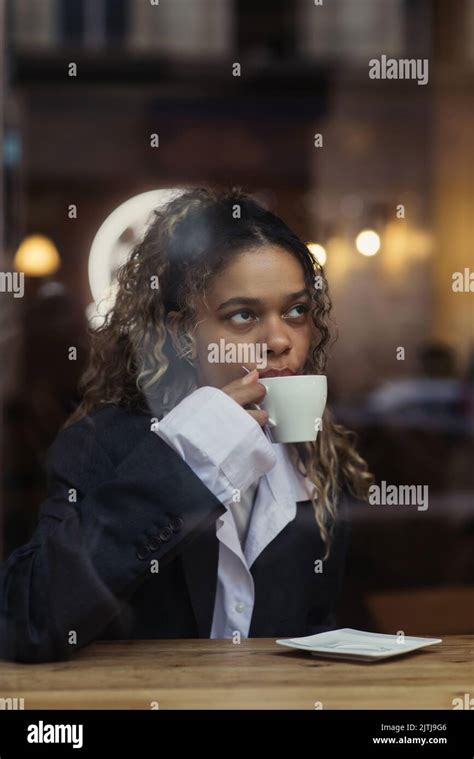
[0,405,355,663]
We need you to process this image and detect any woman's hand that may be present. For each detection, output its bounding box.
[220,369,269,427]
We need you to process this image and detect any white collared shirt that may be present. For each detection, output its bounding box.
[154,385,316,638]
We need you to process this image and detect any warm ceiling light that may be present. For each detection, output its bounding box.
[306,242,327,266]
[356,229,380,257]
[88,189,183,312]
[13,234,61,276]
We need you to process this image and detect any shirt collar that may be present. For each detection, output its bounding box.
[244,442,315,568]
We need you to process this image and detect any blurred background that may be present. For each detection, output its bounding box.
[0,0,473,635]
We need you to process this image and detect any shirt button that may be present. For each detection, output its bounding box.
[235,602,245,613]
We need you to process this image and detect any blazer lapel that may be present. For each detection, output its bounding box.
[181,443,317,638]
[181,513,220,637]
[245,442,315,568]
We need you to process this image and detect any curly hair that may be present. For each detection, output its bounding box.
[66,185,372,558]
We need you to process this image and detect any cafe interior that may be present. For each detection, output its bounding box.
[1,0,473,642]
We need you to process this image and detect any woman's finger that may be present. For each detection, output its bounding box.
[245,409,269,427]
[221,373,267,407]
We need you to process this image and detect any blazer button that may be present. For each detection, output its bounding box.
[169,516,184,532]
[158,526,172,542]
[136,545,150,560]
[147,535,161,551]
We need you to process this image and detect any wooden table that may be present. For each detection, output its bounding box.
[0,636,472,709]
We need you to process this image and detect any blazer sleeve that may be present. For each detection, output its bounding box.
[0,416,226,663]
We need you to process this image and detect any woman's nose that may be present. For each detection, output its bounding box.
[262,317,292,356]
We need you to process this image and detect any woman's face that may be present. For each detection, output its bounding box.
[171,245,314,390]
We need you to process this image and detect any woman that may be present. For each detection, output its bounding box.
[0,186,372,662]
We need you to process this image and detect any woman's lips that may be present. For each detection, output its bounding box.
[258,368,297,378]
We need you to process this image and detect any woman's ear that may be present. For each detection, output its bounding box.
[165,311,195,364]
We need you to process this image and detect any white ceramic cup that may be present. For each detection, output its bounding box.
[258,375,327,443]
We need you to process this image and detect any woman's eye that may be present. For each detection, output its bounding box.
[228,310,254,325]
[285,304,309,318]
[227,304,308,325]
